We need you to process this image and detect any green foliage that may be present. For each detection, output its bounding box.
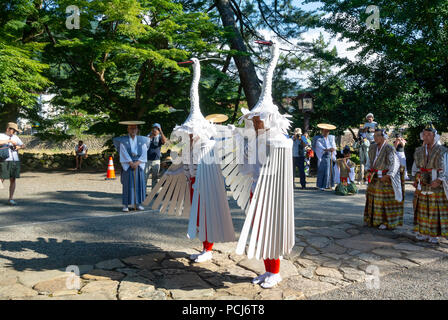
[305,0,448,133]
[0,0,52,126]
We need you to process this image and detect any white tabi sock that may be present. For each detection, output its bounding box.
[194,250,212,263]
[260,273,282,289]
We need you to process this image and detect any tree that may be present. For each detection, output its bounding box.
[0,0,51,129]
[18,0,236,138]
[305,0,448,131]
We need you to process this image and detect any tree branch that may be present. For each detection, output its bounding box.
[90,59,122,108]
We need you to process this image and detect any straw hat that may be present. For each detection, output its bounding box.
[118,121,145,125]
[6,122,22,133]
[205,114,228,124]
[294,128,302,135]
[317,123,336,130]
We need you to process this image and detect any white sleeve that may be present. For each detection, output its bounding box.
[315,138,324,160]
[138,144,147,170]
[14,136,24,146]
[437,151,448,182]
[349,167,356,183]
[333,163,340,184]
[119,143,131,171]
[386,150,400,177]
[331,136,337,160]
[396,151,406,167]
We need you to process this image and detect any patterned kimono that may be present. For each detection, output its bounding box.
[364,143,403,229]
[334,158,358,196]
[412,144,448,237]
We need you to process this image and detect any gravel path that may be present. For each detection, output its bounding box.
[0,171,447,300]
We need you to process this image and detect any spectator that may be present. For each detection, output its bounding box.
[292,128,309,189]
[0,122,25,205]
[75,140,88,170]
[145,123,167,190]
[353,125,370,184]
[364,113,377,143]
[303,131,312,176]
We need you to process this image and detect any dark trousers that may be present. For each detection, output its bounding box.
[293,156,306,188]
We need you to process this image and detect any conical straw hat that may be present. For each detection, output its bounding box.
[205,114,228,124]
[317,123,336,130]
[118,121,145,125]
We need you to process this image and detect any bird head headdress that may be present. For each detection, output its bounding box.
[171,58,215,141]
[239,39,292,133]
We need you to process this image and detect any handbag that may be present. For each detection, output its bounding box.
[0,144,10,160]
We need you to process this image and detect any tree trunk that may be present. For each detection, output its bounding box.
[214,0,261,109]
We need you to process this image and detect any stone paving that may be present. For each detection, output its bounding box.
[1,173,448,300]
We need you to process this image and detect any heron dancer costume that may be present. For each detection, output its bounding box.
[144,58,235,263]
[364,129,403,229]
[334,147,358,196]
[217,40,294,289]
[113,121,149,211]
[411,124,448,243]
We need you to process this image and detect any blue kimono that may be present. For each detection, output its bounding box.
[113,135,149,206]
[316,135,336,189]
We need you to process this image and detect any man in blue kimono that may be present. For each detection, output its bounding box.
[315,123,337,191]
[113,121,150,212]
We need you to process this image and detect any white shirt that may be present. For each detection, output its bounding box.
[75,144,88,155]
[0,133,23,161]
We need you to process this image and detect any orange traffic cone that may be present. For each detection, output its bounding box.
[105,156,116,180]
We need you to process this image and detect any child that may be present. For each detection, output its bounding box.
[334,146,358,195]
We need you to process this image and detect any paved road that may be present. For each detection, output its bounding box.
[0,171,384,271]
[0,171,417,271]
[1,171,447,300]
[313,256,448,300]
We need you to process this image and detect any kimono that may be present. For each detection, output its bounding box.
[334,158,358,195]
[315,135,336,189]
[412,143,448,237]
[113,135,149,207]
[364,142,404,229]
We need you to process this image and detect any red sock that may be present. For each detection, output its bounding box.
[203,241,214,252]
[270,259,280,274]
[263,259,270,272]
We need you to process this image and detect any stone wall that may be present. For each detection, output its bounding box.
[19,135,112,153]
[19,152,118,171]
